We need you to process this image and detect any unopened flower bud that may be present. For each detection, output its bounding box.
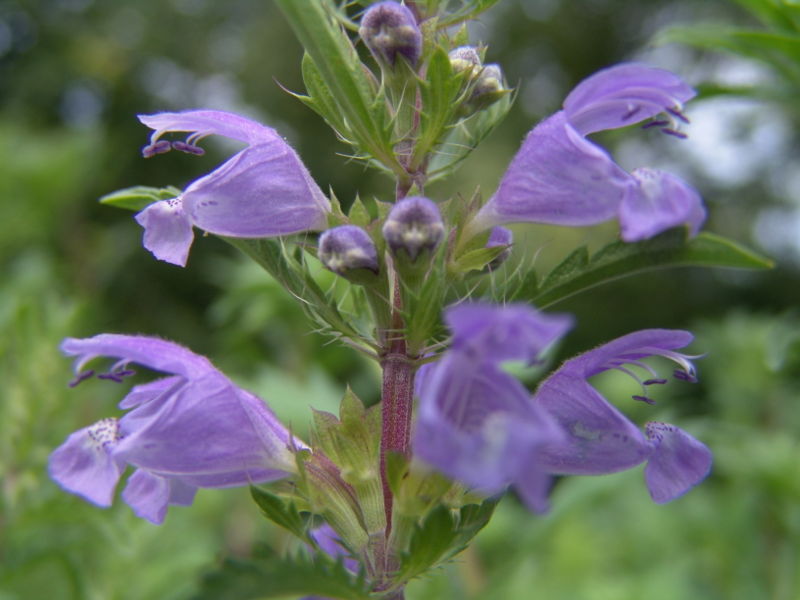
[382,196,445,261]
[449,46,481,75]
[473,63,506,97]
[460,63,510,116]
[485,226,513,270]
[318,225,379,280]
[359,1,422,67]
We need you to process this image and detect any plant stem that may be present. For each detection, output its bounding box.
[379,282,415,530]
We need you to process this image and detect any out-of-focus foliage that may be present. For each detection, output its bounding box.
[1,0,798,598]
[660,0,800,105]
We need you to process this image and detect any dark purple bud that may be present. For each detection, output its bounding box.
[382,196,445,261]
[485,226,513,269]
[359,1,422,67]
[449,46,481,74]
[318,225,379,278]
[643,378,668,386]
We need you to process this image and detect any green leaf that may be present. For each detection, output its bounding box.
[192,548,370,600]
[413,46,464,167]
[428,90,513,181]
[398,505,458,580]
[437,0,504,27]
[394,497,497,582]
[729,0,800,32]
[276,0,398,172]
[347,195,372,227]
[449,499,499,556]
[98,185,181,211]
[451,244,509,274]
[250,486,310,543]
[658,26,800,83]
[299,53,353,142]
[515,230,773,308]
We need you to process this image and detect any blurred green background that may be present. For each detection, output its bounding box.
[1,0,798,598]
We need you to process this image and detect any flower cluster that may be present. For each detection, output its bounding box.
[414,303,711,511]
[52,65,712,517]
[49,1,722,595]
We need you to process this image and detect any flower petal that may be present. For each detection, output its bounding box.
[183,143,330,237]
[48,420,125,507]
[138,109,277,146]
[558,328,695,379]
[619,168,706,242]
[61,334,215,380]
[513,462,554,514]
[473,111,630,231]
[415,358,535,489]
[445,301,573,364]
[644,422,712,503]
[563,63,696,135]
[116,372,294,481]
[134,197,195,267]
[121,469,171,524]
[167,477,198,506]
[534,374,651,474]
[119,376,183,410]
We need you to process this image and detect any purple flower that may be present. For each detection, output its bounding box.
[49,334,301,524]
[470,64,706,242]
[136,110,330,266]
[412,302,574,512]
[533,329,712,503]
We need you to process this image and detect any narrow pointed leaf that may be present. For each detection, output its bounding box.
[99,185,182,211]
[300,53,352,141]
[276,0,398,171]
[451,245,510,274]
[414,46,464,165]
[515,229,773,308]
